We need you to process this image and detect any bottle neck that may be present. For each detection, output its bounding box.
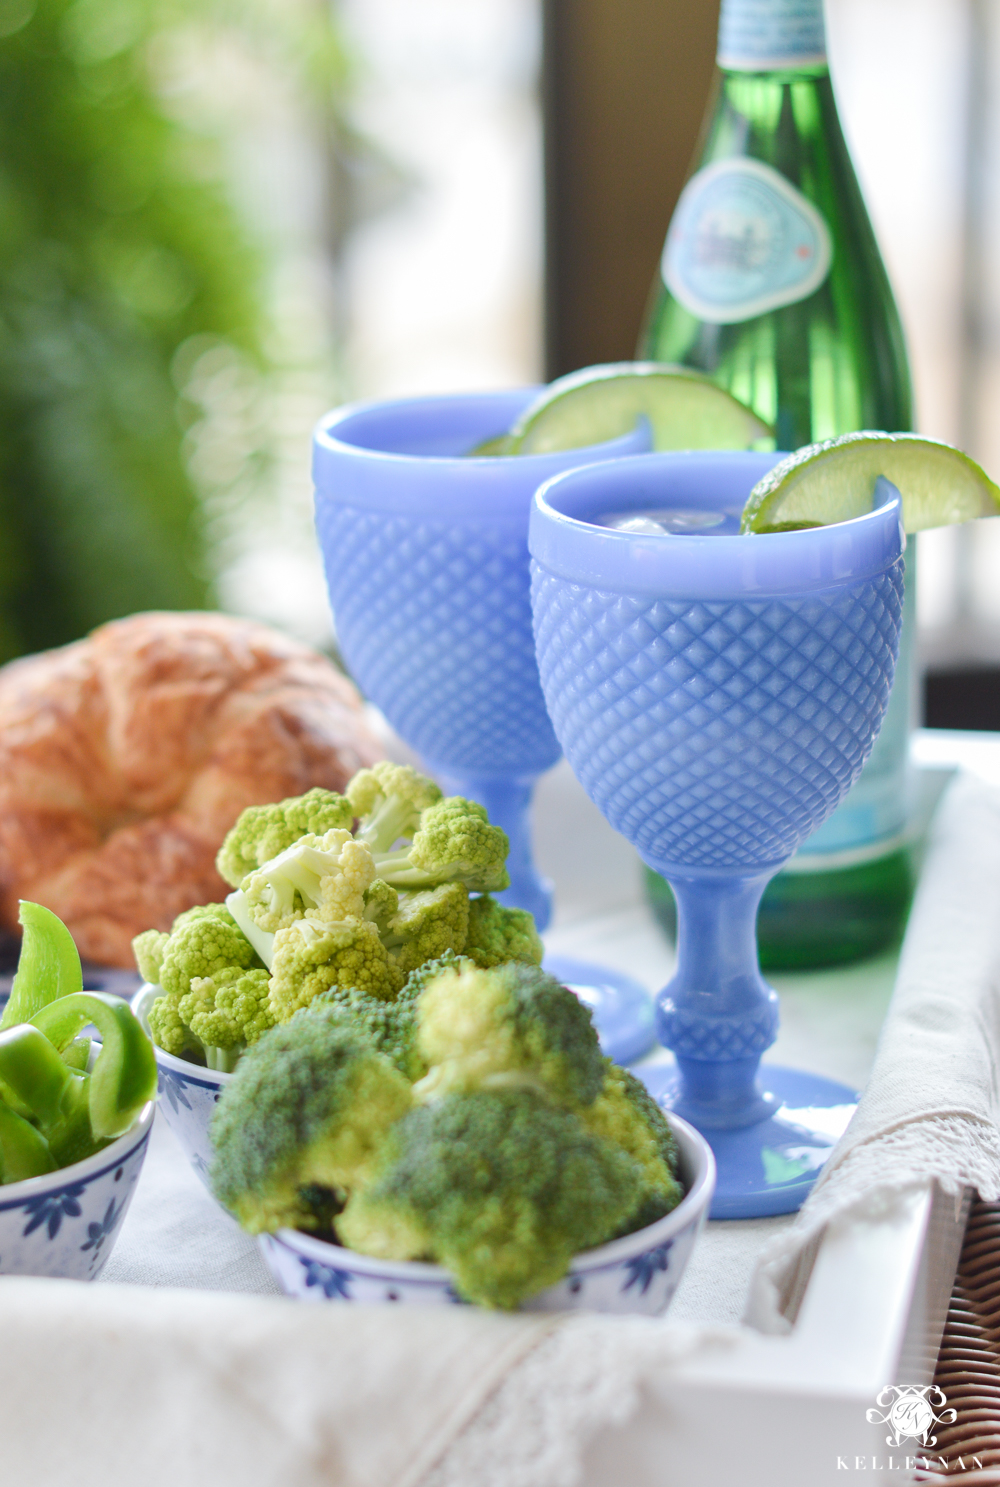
[717,0,827,72]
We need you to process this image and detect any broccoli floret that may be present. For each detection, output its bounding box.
[372,797,509,894]
[216,788,354,888]
[241,829,377,933]
[578,1061,684,1233]
[179,967,275,1073]
[414,961,604,1107]
[347,763,443,854]
[313,950,477,1081]
[464,895,543,968]
[132,928,169,985]
[210,1006,412,1234]
[269,916,404,1022]
[382,882,470,974]
[399,948,474,999]
[314,985,424,1081]
[338,1088,645,1308]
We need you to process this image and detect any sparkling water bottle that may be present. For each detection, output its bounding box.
[639,0,916,967]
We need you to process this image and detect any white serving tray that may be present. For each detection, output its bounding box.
[576,1182,971,1485]
[536,729,1000,1486]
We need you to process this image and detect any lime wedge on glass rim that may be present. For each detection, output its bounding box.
[506,362,772,454]
[741,431,1000,534]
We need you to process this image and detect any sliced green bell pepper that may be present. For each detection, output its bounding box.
[1,901,82,1030]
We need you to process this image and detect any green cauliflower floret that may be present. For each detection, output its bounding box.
[372,797,510,894]
[132,929,169,986]
[269,916,404,1022]
[147,991,205,1064]
[338,1088,645,1308]
[464,894,543,968]
[134,902,237,988]
[578,1061,684,1233]
[216,788,354,889]
[347,762,443,854]
[145,906,262,1063]
[414,961,604,1108]
[159,911,259,1000]
[241,829,377,934]
[179,967,275,1073]
[362,877,399,935]
[210,1006,412,1234]
[382,882,470,974]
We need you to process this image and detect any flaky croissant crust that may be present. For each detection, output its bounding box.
[0,612,382,967]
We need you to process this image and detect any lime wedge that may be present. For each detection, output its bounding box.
[466,433,514,457]
[507,362,772,455]
[741,431,1000,535]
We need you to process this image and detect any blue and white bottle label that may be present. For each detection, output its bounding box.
[662,159,833,324]
[717,0,826,70]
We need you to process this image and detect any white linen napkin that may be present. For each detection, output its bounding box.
[747,769,1000,1332]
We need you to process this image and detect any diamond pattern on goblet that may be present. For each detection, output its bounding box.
[659,1001,779,1060]
[316,504,560,775]
[531,564,904,872]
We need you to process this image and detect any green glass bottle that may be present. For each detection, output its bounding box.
[639,0,916,968]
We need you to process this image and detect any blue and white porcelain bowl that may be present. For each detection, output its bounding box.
[132,984,228,1188]
[261,1112,714,1315]
[0,1100,154,1279]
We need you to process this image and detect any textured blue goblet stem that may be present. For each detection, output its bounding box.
[655,872,780,1131]
[435,770,552,932]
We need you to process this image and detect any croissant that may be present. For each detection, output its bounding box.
[0,612,383,967]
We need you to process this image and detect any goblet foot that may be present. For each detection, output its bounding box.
[432,768,657,1061]
[543,953,657,1066]
[637,1061,856,1218]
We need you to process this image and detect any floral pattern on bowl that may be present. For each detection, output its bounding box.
[132,983,230,1188]
[0,1100,155,1279]
[260,1112,715,1315]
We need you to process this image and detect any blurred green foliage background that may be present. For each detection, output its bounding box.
[0,0,346,662]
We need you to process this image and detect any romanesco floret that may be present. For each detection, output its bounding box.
[371,797,510,894]
[382,882,470,974]
[347,762,443,853]
[216,787,354,888]
[241,829,377,933]
[268,916,404,1022]
[179,967,275,1073]
[337,1087,645,1308]
[413,961,604,1107]
[210,1006,412,1234]
[578,1060,683,1233]
[464,894,543,968]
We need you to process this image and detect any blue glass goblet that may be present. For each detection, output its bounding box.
[312,389,656,1063]
[529,451,905,1217]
